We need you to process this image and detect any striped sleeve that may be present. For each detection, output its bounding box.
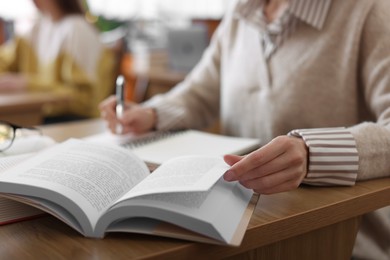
[288,128,359,186]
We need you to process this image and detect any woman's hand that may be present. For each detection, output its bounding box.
[223,135,308,194]
[99,95,157,135]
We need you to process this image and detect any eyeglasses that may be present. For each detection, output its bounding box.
[0,121,42,153]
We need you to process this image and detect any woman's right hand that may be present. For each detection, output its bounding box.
[99,95,157,135]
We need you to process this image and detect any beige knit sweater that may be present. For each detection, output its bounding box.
[145,0,390,258]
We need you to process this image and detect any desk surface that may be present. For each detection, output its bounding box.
[1,119,389,259]
[0,92,71,125]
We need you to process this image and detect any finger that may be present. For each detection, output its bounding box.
[236,150,305,182]
[100,108,114,119]
[123,121,151,135]
[228,137,289,180]
[124,101,136,110]
[99,95,116,110]
[223,154,244,181]
[120,107,157,134]
[120,107,140,125]
[107,121,118,134]
[239,166,304,194]
[121,124,140,135]
[101,108,118,124]
[119,111,146,135]
[223,154,243,166]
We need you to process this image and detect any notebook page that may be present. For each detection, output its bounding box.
[85,130,260,165]
[129,130,260,164]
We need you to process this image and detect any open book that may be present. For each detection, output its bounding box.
[0,139,258,246]
[0,153,46,225]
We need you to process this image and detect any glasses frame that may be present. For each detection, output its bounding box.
[0,120,42,153]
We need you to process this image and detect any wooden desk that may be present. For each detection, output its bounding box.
[1,119,389,259]
[0,92,70,126]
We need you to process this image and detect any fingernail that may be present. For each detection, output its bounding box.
[224,170,236,181]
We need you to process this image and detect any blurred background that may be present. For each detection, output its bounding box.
[0,0,234,125]
[0,0,231,125]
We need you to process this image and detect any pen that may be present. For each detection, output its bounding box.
[115,75,125,134]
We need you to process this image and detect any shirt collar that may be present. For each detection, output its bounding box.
[289,0,332,30]
[235,0,333,30]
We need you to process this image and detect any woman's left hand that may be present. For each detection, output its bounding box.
[223,135,308,194]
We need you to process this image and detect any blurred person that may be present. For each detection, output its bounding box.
[0,0,116,122]
[100,0,390,259]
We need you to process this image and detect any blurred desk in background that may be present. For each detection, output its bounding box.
[121,51,187,103]
[118,19,221,103]
[0,92,71,126]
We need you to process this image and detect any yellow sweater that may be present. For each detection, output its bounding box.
[0,15,116,118]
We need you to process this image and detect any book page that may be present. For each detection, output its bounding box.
[0,153,45,225]
[98,178,255,244]
[118,155,229,201]
[0,154,34,171]
[129,130,260,164]
[0,139,150,229]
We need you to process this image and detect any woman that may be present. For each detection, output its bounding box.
[100,0,390,259]
[0,0,116,121]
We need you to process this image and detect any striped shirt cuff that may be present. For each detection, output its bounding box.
[288,128,359,186]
